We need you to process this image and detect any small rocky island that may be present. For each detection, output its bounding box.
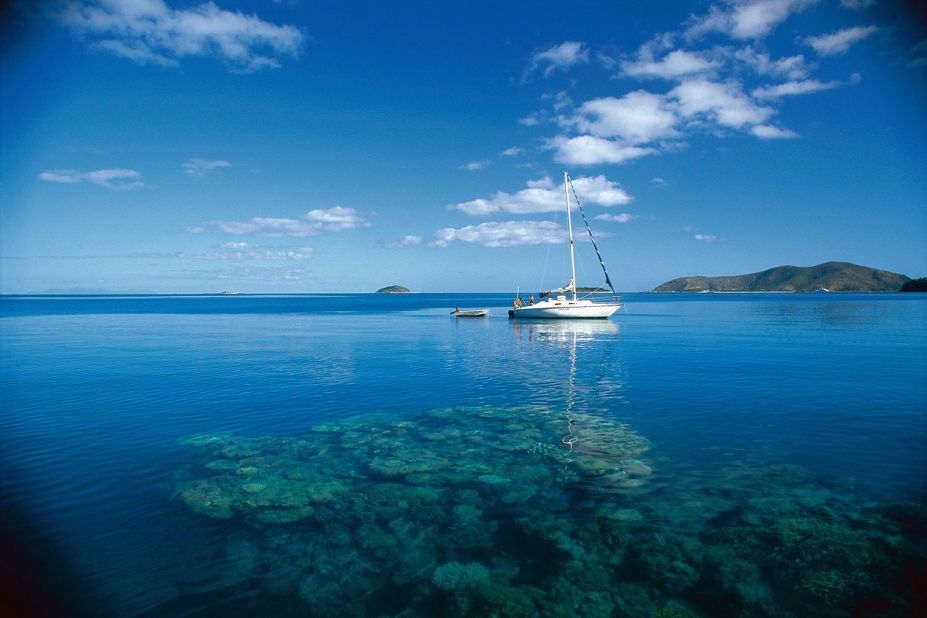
[375,285,411,293]
[654,262,909,293]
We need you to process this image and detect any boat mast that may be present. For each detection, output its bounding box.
[564,171,577,301]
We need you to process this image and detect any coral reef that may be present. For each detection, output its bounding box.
[173,406,926,617]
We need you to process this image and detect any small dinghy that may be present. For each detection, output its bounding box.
[452,308,489,317]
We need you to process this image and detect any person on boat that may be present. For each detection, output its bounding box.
[528,295,535,305]
[513,296,523,309]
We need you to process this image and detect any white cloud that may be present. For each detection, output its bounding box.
[38,167,146,190]
[221,241,249,249]
[805,25,878,56]
[433,221,567,247]
[565,91,678,144]
[751,124,799,138]
[208,206,366,236]
[548,135,657,166]
[501,147,523,156]
[459,160,489,171]
[670,79,774,127]
[545,91,575,111]
[687,0,816,40]
[594,213,635,223]
[60,0,303,72]
[213,217,317,236]
[449,175,632,216]
[752,78,840,98]
[694,233,718,241]
[518,115,540,126]
[304,206,366,231]
[399,235,422,246]
[527,41,590,77]
[183,158,231,176]
[622,49,720,80]
[734,47,810,79]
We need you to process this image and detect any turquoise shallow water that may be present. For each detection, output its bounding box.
[1,293,925,616]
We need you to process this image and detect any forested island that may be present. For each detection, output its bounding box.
[653,262,910,293]
[375,285,411,293]
[900,278,927,292]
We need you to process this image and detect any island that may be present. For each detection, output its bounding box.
[900,278,927,292]
[376,285,411,293]
[653,261,910,293]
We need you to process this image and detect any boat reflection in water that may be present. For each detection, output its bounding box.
[510,317,640,495]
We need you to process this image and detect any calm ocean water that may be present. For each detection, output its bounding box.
[1,293,925,617]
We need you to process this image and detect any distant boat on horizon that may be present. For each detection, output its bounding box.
[511,171,622,320]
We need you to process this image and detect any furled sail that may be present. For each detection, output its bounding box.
[541,278,574,297]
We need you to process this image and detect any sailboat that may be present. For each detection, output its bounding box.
[512,171,622,319]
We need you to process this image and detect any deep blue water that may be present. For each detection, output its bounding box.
[1,293,925,616]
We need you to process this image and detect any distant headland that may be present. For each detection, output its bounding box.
[376,285,411,293]
[653,262,910,293]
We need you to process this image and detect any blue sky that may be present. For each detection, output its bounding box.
[2,0,925,293]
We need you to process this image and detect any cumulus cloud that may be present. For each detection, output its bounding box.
[622,48,720,80]
[515,0,868,166]
[594,213,636,223]
[527,41,590,77]
[734,47,810,79]
[670,79,774,127]
[694,233,718,241]
[547,71,811,162]
[208,207,366,236]
[304,206,366,231]
[59,0,303,71]
[805,25,878,56]
[449,175,632,216]
[38,167,147,190]
[433,221,567,247]
[501,147,524,156]
[752,78,840,98]
[548,135,656,166]
[687,0,816,41]
[751,124,799,138]
[212,217,317,236]
[183,158,231,176]
[564,91,678,144]
[399,235,422,246]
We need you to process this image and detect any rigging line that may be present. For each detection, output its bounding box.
[566,173,619,298]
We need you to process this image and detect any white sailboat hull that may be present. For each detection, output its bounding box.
[513,298,621,319]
